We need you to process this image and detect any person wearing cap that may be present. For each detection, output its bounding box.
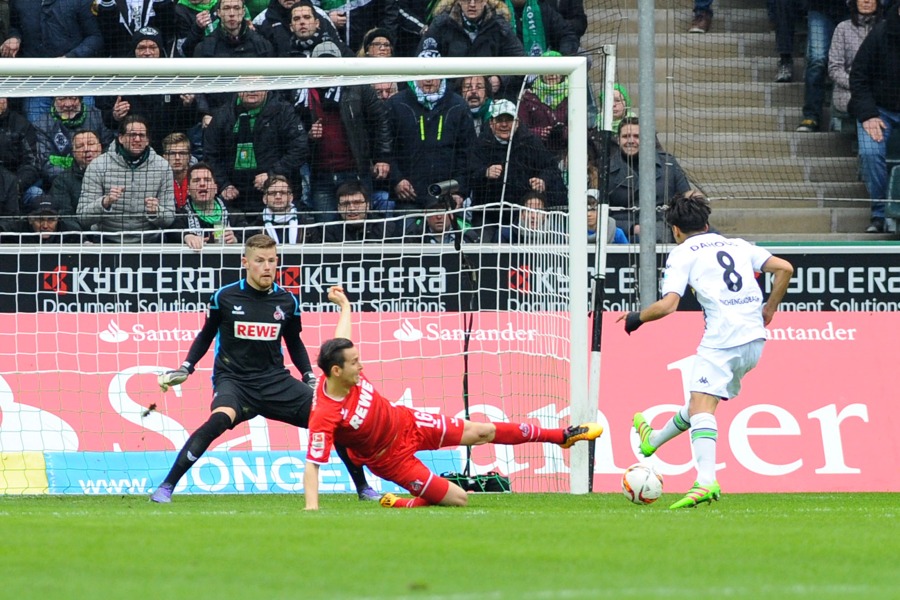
[77,115,176,243]
[468,98,566,237]
[358,27,394,56]
[1,194,80,244]
[95,0,176,58]
[203,90,308,220]
[518,55,570,155]
[97,28,200,154]
[586,189,628,245]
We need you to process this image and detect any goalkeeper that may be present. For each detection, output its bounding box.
[151,234,378,503]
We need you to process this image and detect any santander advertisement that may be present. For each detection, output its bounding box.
[0,311,894,494]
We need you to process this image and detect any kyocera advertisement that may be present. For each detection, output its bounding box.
[0,311,894,494]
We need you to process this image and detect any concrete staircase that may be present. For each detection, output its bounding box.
[583,0,895,241]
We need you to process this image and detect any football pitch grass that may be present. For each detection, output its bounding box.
[1,492,895,600]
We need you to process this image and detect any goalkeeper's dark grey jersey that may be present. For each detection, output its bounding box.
[182,279,312,381]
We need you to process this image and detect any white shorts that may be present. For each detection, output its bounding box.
[690,339,765,400]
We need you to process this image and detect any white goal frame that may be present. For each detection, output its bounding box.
[1,55,600,494]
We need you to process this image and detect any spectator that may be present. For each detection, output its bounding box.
[403,199,480,244]
[293,78,391,223]
[796,1,850,132]
[606,116,691,242]
[174,162,240,249]
[319,180,399,242]
[506,0,578,56]
[1,0,104,123]
[849,0,900,233]
[251,174,309,244]
[77,115,176,243]
[49,129,101,232]
[587,188,628,244]
[395,0,431,56]
[469,99,567,233]
[386,78,474,214]
[0,97,40,207]
[518,58,570,155]
[459,75,493,136]
[419,0,524,94]
[499,190,566,244]
[372,81,400,101]
[0,164,18,228]
[597,83,635,134]
[95,0,177,57]
[357,26,394,56]
[772,0,804,83]
[193,0,274,117]
[97,28,200,153]
[245,0,268,18]
[829,0,881,130]
[689,0,714,33]
[321,0,399,54]
[253,0,342,54]
[1,195,81,244]
[162,132,194,211]
[547,0,586,41]
[0,0,8,43]
[203,90,308,220]
[34,96,114,186]
[277,0,353,58]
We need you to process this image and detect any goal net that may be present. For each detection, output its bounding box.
[0,55,613,498]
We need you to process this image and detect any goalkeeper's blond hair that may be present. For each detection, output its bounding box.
[244,233,277,252]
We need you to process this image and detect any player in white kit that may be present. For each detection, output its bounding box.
[619,192,793,509]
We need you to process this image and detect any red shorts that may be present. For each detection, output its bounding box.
[362,411,464,500]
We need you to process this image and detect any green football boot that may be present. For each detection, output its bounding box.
[669,481,721,509]
[633,412,658,457]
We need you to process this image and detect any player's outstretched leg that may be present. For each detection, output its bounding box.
[150,412,232,503]
[333,444,379,501]
[559,423,604,449]
[633,413,658,457]
[669,481,721,509]
[379,493,431,508]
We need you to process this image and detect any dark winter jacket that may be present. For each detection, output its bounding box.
[418,0,524,58]
[849,6,900,121]
[95,0,176,57]
[8,0,103,58]
[0,107,39,192]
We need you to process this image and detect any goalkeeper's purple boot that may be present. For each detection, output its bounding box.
[150,483,174,503]
[357,486,381,501]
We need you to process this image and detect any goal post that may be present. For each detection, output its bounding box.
[0,54,614,496]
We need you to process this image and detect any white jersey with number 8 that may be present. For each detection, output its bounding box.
[661,232,773,349]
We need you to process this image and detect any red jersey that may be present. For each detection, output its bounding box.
[306,375,414,466]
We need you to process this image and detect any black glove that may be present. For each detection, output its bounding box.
[303,371,318,389]
[624,312,643,335]
[158,366,190,392]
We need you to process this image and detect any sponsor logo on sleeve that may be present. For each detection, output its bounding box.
[310,432,326,459]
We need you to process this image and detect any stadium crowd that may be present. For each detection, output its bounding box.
[0,0,897,240]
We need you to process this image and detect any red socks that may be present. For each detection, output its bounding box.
[491,422,564,445]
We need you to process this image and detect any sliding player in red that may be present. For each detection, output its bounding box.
[303,286,604,509]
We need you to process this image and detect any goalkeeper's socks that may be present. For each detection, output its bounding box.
[491,422,562,445]
[163,411,232,486]
[334,444,370,492]
[689,412,718,485]
[650,405,691,449]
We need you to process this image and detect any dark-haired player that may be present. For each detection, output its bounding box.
[303,286,604,510]
[618,192,793,509]
[151,234,379,502]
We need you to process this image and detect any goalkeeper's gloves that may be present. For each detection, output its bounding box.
[624,311,644,335]
[158,366,190,392]
[303,371,318,390]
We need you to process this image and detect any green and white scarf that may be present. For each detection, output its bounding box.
[506,0,546,57]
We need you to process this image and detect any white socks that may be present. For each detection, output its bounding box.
[689,412,718,485]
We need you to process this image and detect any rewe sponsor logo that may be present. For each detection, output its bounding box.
[234,322,281,340]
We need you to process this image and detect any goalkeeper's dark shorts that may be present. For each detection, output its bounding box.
[211,372,313,429]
